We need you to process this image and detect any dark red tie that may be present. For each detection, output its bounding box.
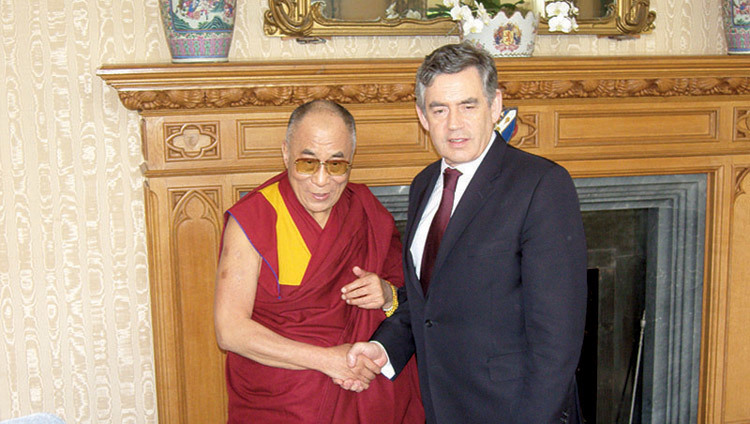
[420,168,462,293]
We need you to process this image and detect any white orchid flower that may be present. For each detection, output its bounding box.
[548,14,574,32]
[534,0,547,17]
[449,4,463,20]
[545,0,571,17]
[462,16,485,36]
[385,2,398,19]
[477,3,491,24]
[405,9,422,19]
[451,4,473,21]
[443,0,461,8]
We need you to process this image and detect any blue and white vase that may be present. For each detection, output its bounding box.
[159,0,237,63]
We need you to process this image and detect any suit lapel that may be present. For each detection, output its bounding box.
[430,134,508,284]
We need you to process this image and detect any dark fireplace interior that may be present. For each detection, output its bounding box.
[579,209,648,424]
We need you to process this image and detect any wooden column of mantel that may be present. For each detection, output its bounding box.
[98,56,750,424]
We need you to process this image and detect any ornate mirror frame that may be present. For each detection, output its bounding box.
[263,0,655,37]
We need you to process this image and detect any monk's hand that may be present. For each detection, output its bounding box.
[346,341,388,368]
[333,342,386,392]
[324,344,377,392]
[340,266,393,310]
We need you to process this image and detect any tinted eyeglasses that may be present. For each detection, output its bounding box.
[294,158,351,176]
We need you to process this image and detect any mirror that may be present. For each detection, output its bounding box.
[263,0,655,37]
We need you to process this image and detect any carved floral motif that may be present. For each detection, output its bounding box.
[116,77,750,111]
[164,123,219,160]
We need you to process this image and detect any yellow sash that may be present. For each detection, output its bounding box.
[259,182,311,286]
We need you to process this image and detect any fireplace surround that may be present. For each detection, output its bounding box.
[98,55,750,423]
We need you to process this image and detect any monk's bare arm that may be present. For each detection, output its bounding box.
[213,216,379,385]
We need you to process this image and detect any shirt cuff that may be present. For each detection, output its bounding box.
[370,341,396,380]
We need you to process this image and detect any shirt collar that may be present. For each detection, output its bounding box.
[440,131,497,179]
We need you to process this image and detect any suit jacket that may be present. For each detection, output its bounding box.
[373,133,588,424]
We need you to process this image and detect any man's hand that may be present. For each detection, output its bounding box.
[333,342,389,392]
[323,344,380,392]
[346,341,388,368]
[341,266,393,310]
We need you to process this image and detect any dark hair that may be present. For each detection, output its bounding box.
[285,99,357,149]
[415,42,498,112]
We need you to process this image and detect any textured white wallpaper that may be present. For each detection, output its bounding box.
[0,0,726,422]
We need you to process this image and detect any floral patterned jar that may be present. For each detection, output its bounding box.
[159,0,237,62]
[723,0,750,54]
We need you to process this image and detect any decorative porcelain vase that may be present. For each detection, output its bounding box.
[463,10,539,57]
[723,0,750,54]
[159,0,237,63]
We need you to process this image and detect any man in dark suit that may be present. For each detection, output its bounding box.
[343,42,588,423]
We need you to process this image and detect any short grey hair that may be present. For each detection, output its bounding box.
[415,42,498,112]
[285,99,357,150]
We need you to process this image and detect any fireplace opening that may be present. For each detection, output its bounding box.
[370,173,705,423]
[578,209,649,424]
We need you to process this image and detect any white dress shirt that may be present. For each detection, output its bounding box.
[409,132,497,278]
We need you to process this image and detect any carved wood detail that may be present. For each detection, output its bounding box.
[726,165,750,421]
[237,119,287,160]
[118,85,416,110]
[165,122,220,160]
[735,109,750,141]
[171,189,220,211]
[510,112,539,149]
[114,77,750,111]
[501,77,750,100]
[555,108,719,147]
[736,167,750,200]
[172,189,220,223]
[144,183,185,424]
[170,188,225,423]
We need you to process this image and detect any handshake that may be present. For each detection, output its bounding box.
[330,341,389,393]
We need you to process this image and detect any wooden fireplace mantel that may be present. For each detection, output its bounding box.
[98,56,750,424]
[99,56,750,111]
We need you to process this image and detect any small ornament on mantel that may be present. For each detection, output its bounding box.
[159,0,237,63]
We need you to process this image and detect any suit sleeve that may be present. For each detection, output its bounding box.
[518,164,588,422]
[371,285,415,377]
[371,224,415,376]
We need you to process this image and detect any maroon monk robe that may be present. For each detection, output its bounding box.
[223,172,423,424]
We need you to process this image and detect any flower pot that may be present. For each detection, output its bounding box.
[463,10,538,57]
[159,0,237,63]
[722,0,750,54]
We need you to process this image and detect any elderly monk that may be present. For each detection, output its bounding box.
[214,99,423,424]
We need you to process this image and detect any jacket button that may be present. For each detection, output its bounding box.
[425,320,433,327]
